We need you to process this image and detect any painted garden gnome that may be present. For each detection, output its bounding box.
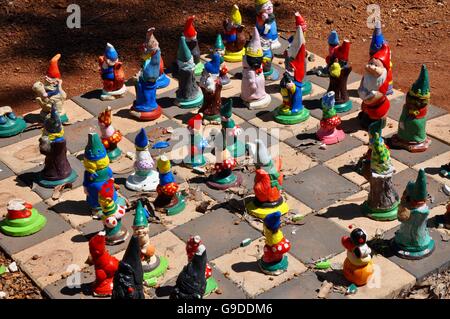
[174,36,204,108]
[170,235,218,299]
[259,211,291,275]
[98,178,128,245]
[184,16,204,76]
[325,31,353,113]
[154,155,186,215]
[98,106,122,162]
[126,128,159,192]
[130,49,162,121]
[316,91,345,145]
[207,145,242,190]
[245,139,289,219]
[184,113,208,168]
[223,4,246,63]
[212,34,232,89]
[392,169,435,259]
[132,200,168,286]
[88,232,119,297]
[255,0,281,50]
[99,43,126,101]
[274,21,310,124]
[32,54,68,123]
[241,27,271,110]
[261,37,279,81]
[390,65,431,152]
[291,12,312,95]
[358,21,392,129]
[141,27,170,89]
[198,64,222,125]
[111,235,145,299]
[341,228,374,286]
[0,199,46,237]
[0,106,26,138]
[220,99,245,158]
[363,120,399,221]
[38,104,78,187]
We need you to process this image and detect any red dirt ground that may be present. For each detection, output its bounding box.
[0,0,449,115]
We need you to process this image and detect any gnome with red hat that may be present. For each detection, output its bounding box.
[98,43,126,101]
[184,16,204,76]
[32,54,68,123]
[184,113,208,168]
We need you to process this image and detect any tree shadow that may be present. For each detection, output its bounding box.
[51,200,92,216]
[340,116,361,134]
[316,269,350,287]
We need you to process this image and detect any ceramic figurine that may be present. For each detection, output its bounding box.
[174,36,204,108]
[220,99,245,158]
[255,0,281,50]
[32,54,68,123]
[246,139,289,219]
[213,34,232,89]
[390,65,431,152]
[126,128,159,192]
[98,43,126,101]
[261,37,279,81]
[0,106,26,138]
[223,5,246,63]
[98,106,122,162]
[184,113,208,168]
[132,200,168,286]
[83,132,114,214]
[316,91,345,145]
[88,232,119,297]
[325,31,352,112]
[38,104,78,188]
[154,155,186,216]
[170,235,218,299]
[198,65,222,125]
[130,49,162,121]
[274,20,310,124]
[207,145,242,190]
[369,22,393,95]
[98,178,128,245]
[0,199,46,237]
[357,21,392,129]
[241,27,271,110]
[362,120,399,221]
[141,27,170,89]
[341,228,374,286]
[112,235,145,299]
[259,211,291,275]
[184,16,204,76]
[392,169,435,259]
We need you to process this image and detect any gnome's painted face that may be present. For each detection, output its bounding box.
[44,76,59,88]
[200,71,216,93]
[360,57,387,95]
[365,58,385,78]
[258,2,274,21]
[105,58,118,66]
[244,55,263,70]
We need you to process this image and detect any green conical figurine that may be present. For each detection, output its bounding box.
[391,65,431,152]
[0,199,46,237]
[391,169,435,259]
[220,99,245,158]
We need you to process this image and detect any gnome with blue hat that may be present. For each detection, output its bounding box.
[141,28,170,90]
[212,34,232,89]
[98,43,126,101]
[197,54,223,125]
[126,128,159,192]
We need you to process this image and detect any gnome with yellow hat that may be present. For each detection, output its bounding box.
[223,5,247,63]
[255,0,281,50]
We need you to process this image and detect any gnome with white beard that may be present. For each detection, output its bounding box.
[198,61,223,125]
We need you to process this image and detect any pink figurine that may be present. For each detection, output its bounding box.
[317,91,345,145]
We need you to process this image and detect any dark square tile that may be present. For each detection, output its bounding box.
[303,94,361,120]
[172,208,262,260]
[0,202,72,256]
[388,94,448,122]
[63,118,99,154]
[230,95,282,122]
[238,120,280,150]
[283,165,361,211]
[0,125,41,148]
[72,90,135,117]
[43,266,98,299]
[158,90,199,120]
[0,160,14,181]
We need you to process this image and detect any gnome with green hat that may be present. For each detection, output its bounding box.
[219,99,245,158]
[132,200,168,286]
[212,34,232,89]
[392,169,435,259]
[173,36,204,109]
[391,65,432,152]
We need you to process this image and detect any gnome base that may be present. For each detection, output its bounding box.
[100,85,127,101]
[0,208,47,237]
[258,255,288,276]
[204,277,219,297]
[274,107,310,125]
[391,238,435,260]
[362,201,399,221]
[0,118,26,137]
[224,48,245,63]
[194,62,205,77]
[143,256,169,287]
[107,147,123,162]
[106,229,129,246]
[243,94,272,110]
[343,259,374,286]
[221,79,233,90]
[334,100,353,113]
[390,134,432,153]
[227,140,246,158]
[202,114,222,125]
[156,74,171,90]
[207,171,242,190]
[37,169,78,188]
[155,192,186,216]
[126,171,159,192]
[317,127,345,145]
[264,67,279,81]
[245,199,289,219]
[59,113,69,124]
[184,154,207,168]
[302,81,313,96]
[176,93,204,109]
[130,105,162,121]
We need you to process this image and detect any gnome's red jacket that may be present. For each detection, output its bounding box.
[254,158,283,203]
[98,56,125,92]
[89,234,119,296]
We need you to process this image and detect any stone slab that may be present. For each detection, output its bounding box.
[72,90,135,116]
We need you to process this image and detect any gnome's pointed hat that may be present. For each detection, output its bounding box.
[410,64,430,98]
[370,20,385,56]
[321,91,335,110]
[157,155,171,174]
[84,132,108,161]
[335,40,351,62]
[44,103,63,134]
[287,21,306,82]
[255,139,272,166]
[255,0,270,7]
[184,16,197,39]
[328,30,339,46]
[134,128,149,149]
[295,12,307,32]
[177,36,193,63]
[47,54,62,79]
[215,34,225,50]
[120,235,144,279]
[246,27,263,58]
[230,4,242,25]
[264,211,281,232]
[220,99,233,118]
[145,27,159,50]
[406,169,428,202]
[204,52,221,75]
[143,49,161,81]
[187,113,203,131]
[105,43,119,61]
[133,200,149,228]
